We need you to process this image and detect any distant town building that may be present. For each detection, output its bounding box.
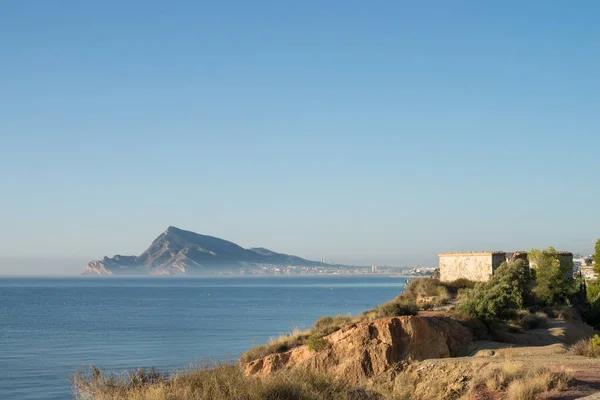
[438,251,573,282]
[576,255,597,280]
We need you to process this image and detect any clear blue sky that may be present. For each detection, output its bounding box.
[1,1,599,274]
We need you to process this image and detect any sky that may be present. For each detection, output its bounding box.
[1,1,599,275]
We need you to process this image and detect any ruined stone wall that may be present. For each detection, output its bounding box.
[439,253,499,282]
[492,254,507,272]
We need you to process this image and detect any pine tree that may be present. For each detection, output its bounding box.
[593,239,600,275]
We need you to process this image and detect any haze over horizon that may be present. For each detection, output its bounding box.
[2,1,599,275]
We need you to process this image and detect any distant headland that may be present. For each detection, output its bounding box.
[84,226,368,276]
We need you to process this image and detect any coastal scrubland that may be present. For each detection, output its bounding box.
[74,245,600,399]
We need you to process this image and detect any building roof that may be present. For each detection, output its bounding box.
[439,251,506,257]
[439,250,573,257]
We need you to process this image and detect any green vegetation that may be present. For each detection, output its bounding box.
[579,239,600,327]
[459,259,534,320]
[594,239,600,274]
[306,335,327,351]
[376,299,418,317]
[455,246,597,325]
[528,247,577,306]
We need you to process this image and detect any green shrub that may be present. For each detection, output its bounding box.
[459,260,534,321]
[306,334,327,351]
[312,315,353,337]
[443,278,476,292]
[593,239,600,275]
[376,300,418,317]
[592,334,600,347]
[529,247,577,306]
[583,280,600,328]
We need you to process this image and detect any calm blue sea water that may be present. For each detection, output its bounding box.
[0,275,408,400]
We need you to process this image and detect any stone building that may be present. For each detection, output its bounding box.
[438,251,572,282]
[439,251,508,282]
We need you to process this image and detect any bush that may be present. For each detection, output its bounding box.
[583,280,600,328]
[529,247,577,306]
[443,278,476,292]
[570,334,600,357]
[398,278,454,306]
[306,334,327,351]
[376,300,418,317]
[515,312,549,330]
[312,315,353,338]
[459,260,534,321]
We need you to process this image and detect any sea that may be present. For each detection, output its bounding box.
[0,275,409,400]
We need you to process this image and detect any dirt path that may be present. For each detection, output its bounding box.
[402,345,600,399]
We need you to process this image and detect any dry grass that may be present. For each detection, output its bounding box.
[240,329,311,363]
[73,359,575,400]
[72,363,383,400]
[393,277,464,310]
[466,362,573,400]
[505,367,572,400]
[240,314,371,363]
[484,362,523,391]
[570,334,600,357]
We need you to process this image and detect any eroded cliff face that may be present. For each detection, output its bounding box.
[244,315,472,385]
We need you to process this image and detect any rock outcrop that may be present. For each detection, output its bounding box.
[244,315,472,385]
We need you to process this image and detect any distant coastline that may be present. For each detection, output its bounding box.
[83,226,436,277]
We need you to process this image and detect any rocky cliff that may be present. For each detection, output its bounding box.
[244,315,472,385]
[84,226,326,275]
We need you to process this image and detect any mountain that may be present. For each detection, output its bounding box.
[84,226,327,275]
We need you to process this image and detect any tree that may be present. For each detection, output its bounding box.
[586,258,594,267]
[529,247,576,306]
[459,259,534,320]
[593,239,600,275]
